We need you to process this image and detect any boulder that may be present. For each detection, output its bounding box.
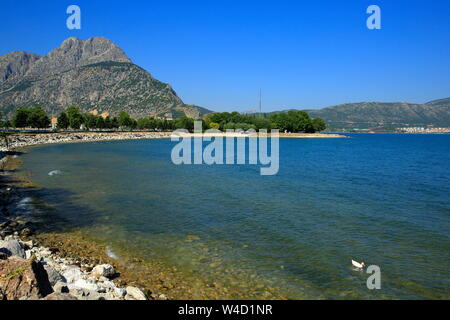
[44,264,65,286]
[91,264,115,278]
[125,286,147,300]
[0,257,53,300]
[70,278,100,292]
[0,240,26,258]
[62,266,83,283]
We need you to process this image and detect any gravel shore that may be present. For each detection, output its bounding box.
[0,131,172,152]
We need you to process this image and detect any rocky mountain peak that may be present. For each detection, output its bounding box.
[0,37,210,119]
[24,37,131,78]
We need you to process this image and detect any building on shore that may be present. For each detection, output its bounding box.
[101,112,110,119]
[51,117,58,129]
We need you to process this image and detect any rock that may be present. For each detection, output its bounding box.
[0,252,8,260]
[125,286,147,300]
[19,228,33,237]
[91,264,115,278]
[42,292,77,300]
[70,278,100,292]
[44,264,65,286]
[159,294,168,300]
[114,287,126,298]
[21,240,34,249]
[0,257,53,300]
[62,266,83,283]
[53,281,69,293]
[0,240,26,258]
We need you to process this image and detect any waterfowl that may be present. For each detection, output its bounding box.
[352,259,365,269]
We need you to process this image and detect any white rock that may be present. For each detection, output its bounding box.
[25,250,32,259]
[91,264,115,278]
[21,240,34,249]
[62,266,83,283]
[125,286,147,300]
[114,287,127,298]
[70,278,100,292]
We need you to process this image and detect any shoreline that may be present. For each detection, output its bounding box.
[0,130,346,300]
[0,154,154,300]
[1,141,287,300]
[0,130,347,152]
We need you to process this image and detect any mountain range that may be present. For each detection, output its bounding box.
[263,98,450,131]
[305,98,450,131]
[0,37,448,131]
[0,37,210,119]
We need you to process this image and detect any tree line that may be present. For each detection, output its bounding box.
[203,110,326,133]
[1,107,327,133]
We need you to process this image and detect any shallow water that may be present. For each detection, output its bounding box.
[20,134,450,299]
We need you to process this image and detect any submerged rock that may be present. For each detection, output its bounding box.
[125,286,147,300]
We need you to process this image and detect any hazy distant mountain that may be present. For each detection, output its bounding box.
[0,37,211,119]
[303,100,450,131]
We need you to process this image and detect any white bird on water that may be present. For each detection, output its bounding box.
[352,260,365,269]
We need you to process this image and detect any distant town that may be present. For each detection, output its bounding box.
[396,127,450,134]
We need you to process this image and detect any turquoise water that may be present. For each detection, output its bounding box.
[21,134,450,299]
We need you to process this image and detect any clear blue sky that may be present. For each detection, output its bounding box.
[1,0,449,112]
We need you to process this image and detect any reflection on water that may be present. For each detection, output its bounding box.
[21,134,450,299]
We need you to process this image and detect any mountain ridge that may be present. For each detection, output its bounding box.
[287,99,450,131]
[0,37,211,119]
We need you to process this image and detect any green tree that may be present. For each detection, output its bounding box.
[312,118,327,132]
[137,118,147,130]
[57,112,69,130]
[176,115,194,132]
[104,116,112,129]
[118,111,134,129]
[269,110,317,133]
[111,117,119,129]
[96,116,105,129]
[66,106,83,130]
[85,114,98,130]
[13,107,31,128]
[28,107,50,129]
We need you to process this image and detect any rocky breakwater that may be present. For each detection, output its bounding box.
[0,131,172,152]
[0,220,151,300]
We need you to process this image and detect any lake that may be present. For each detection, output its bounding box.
[20,133,450,299]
